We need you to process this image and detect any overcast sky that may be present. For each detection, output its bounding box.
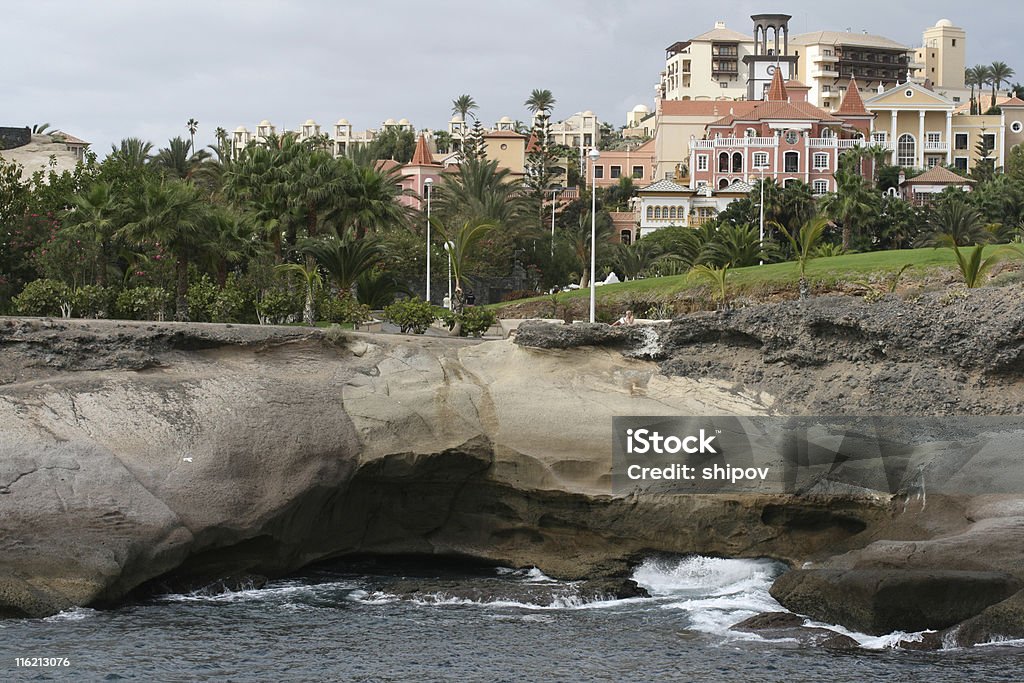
[6,0,1021,156]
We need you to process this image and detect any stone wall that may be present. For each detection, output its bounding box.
[0,127,31,151]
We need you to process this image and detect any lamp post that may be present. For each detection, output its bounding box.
[758,166,765,266]
[588,148,600,323]
[444,241,454,308]
[548,185,562,257]
[424,177,433,303]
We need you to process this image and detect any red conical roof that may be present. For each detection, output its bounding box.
[836,76,869,115]
[410,133,435,166]
[766,67,788,102]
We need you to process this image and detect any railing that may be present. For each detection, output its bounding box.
[924,141,949,152]
[692,138,867,151]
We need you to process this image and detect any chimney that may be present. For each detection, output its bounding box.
[898,170,906,186]
[715,20,726,29]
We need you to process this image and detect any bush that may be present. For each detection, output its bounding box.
[188,275,250,323]
[71,285,112,318]
[256,288,302,325]
[383,298,436,334]
[14,279,70,317]
[320,296,371,324]
[440,306,497,337]
[116,287,171,320]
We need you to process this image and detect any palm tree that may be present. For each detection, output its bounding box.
[31,123,52,134]
[989,62,1016,109]
[327,157,411,239]
[524,89,556,116]
[276,261,323,326]
[451,94,479,122]
[187,118,199,152]
[152,137,210,179]
[562,211,614,287]
[613,240,662,279]
[967,65,993,114]
[63,182,118,288]
[941,238,1002,288]
[774,216,830,299]
[109,137,154,169]
[821,170,875,252]
[920,198,989,246]
[299,233,385,300]
[689,264,731,310]
[430,219,495,314]
[434,157,533,232]
[119,178,210,320]
[700,223,770,267]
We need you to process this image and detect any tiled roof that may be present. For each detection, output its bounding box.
[690,26,751,43]
[640,179,689,193]
[999,96,1024,108]
[766,69,787,102]
[901,166,975,185]
[836,76,869,115]
[722,180,754,194]
[710,100,844,126]
[410,134,437,166]
[483,130,526,139]
[790,30,908,50]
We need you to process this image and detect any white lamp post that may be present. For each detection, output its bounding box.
[588,148,600,323]
[424,177,433,302]
[758,166,765,266]
[444,241,454,308]
[548,185,562,257]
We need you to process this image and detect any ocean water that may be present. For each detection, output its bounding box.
[1,556,1022,682]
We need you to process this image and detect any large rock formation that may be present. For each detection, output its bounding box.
[2,284,1024,643]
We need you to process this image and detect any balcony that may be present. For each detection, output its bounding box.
[813,54,839,63]
[925,141,949,152]
[811,68,839,78]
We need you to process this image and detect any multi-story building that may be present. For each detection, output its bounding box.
[791,31,912,110]
[636,179,754,237]
[688,70,872,195]
[231,118,418,157]
[587,139,656,189]
[912,19,967,102]
[660,21,755,101]
[864,86,1024,172]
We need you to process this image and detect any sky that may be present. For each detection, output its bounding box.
[5,0,1022,157]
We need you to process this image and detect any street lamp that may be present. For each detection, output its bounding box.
[758,166,765,266]
[548,185,562,257]
[588,147,600,323]
[424,177,433,303]
[444,240,454,308]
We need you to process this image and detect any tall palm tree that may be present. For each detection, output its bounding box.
[524,89,556,116]
[821,164,875,252]
[774,216,830,299]
[451,94,479,122]
[276,260,323,326]
[31,123,52,134]
[299,232,385,300]
[430,218,495,313]
[989,62,1016,109]
[327,157,411,239]
[187,118,199,152]
[920,198,988,246]
[119,178,210,320]
[562,211,614,287]
[63,182,118,288]
[434,157,533,232]
[967,65,993,114]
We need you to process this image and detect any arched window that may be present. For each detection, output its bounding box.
[820,127,834,139]
[897,134,916,167]
[620,230,632,245]
[732,152,743,172]
[653,206,661,219]
[784,151,800,173]
[813,179,829,194]
[646,206,653,219]
[745,127,757,138]
[718,152,729,172]
[718,178,730,189]
[669,206,677,219]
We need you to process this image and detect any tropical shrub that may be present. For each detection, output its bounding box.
[116,286,171,320]
[383,298,436,334]
[14,279,69,316]
[71,285,112,318]
[320,296,371,324]
[256,288,302,325]
[440,306,497,337]
[187,275,250,323]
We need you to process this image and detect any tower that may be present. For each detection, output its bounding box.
[917,19,966,90]
[743,14,799,100]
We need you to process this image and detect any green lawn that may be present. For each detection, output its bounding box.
[495,246,1020,310]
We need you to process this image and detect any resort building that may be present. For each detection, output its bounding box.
[587,139,656,189]
[790,30,912,110]
[911,19,969,103]
[636,179,755,238]
[0,128,91,181]
[660,21,755,102]
[898,165,975,205]
[687,70,872,195]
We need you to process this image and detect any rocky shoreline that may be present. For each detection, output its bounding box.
[2,286,1024,648]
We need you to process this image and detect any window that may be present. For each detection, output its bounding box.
[620,230,632,245]
[719,178,730,189]
[813,153,829,169]
[732,152,743,172]
[697,154,708,171]
[632,165,644,178]
[594,165,604,178]
[718,153,729,172]
[823,85,831,93]
[897,134,916,166]
[820,128,834,138]
[745,128,757,138]
[927,157,941,168]
[753,152,768,168]
[953,97,961,103]
[954,157,968,171]
[813,179,829,194]
[584,134,592,146]
[784,151,799,173]
[926,132,941,145]
[1011,121,1023,133]
[905,89,914,98]
[610,166,622,178]
[871,132,887,146]
[954,133,969,150]
[823,48,832,56]
[653,207,661,219]
[982,133,996,150]
[952,39,957,47]
[646,206,653,219]
[720,82,728,88]
[785,131,799,144]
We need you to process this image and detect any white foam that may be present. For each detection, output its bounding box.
[42,607,99,622]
